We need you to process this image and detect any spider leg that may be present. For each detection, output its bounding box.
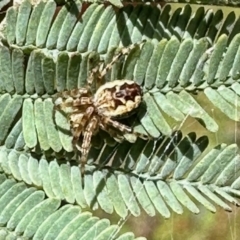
[87,41,146,90]
[99,41,146,78]
[70,106,95,140]
[79,116,99,175]
[55,97,93,111]
[99,123,124,142]
[88,64,100,85]
[57,88,90,99]
[54,88,91,110]
[70,112,85,145]
[102,118,132,133]
[72,97,92,107]
[69,106,95,173]
[87,61,105,90]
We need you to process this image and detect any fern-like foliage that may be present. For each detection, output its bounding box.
[0,173,140,239]
[1,132,240,221]
[0,0,240,239]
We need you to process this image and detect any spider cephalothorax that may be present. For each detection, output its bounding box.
[54,43,143,173]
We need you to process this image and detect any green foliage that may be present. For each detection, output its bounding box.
[0,0,240,239]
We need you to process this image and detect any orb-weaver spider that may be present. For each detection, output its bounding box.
[54,43,144,174]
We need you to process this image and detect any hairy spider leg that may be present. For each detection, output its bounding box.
[99,122,125,142]
[99,42,145,79]
[87,64,100,87]
[71,105,95,146]
[72,97,93,107]
[102,117,132,133]
[79,115,99,176]
[71,112,85,145]
[87,42,145,90]
[54,88,91,109]
[55,97,92,110]
[87,60,107,91]
[70,106,95,174]
[56,88,90,100]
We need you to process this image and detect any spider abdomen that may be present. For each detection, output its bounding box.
[93,80,142,118]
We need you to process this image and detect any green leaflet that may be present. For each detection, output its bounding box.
[0,46,14,93]
[16,0,32,46]
[36,0,56,47]
[118,174,141,216]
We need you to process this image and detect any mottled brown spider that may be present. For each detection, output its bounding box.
[54,43,143,174]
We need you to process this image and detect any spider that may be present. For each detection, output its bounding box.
[54,43,143,174]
